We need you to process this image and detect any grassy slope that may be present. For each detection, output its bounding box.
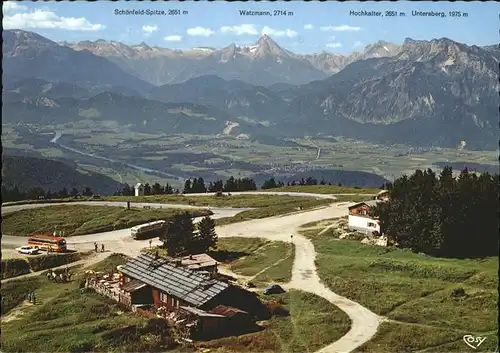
[193,290,351,353]
[299,227,498,352]
[2,205,211,237]
[265,185,379,194]
[215,198,333,226]
[104,194,331,208]
[0,275,171,352]
[211,237,295,286]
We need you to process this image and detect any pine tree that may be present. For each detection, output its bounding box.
[82,187,93,197]
[164,183,174,194]
[121,184,133,196]
[193,216,218,253]
[59,187,69,198]
[152,182,163,195]
[159,212,195,256]
[261,178,277,189]
[183,180,192,194]
[224,177,237,192]
[374,167,498,258]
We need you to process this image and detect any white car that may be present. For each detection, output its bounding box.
[15,246,40,255]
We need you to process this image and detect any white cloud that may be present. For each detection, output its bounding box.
[164,35,182,42]
[3,8,105,31]
[261,26,297,38]
[326,42,343,49]
[3,2,28,12]
[303,24,314,30]
[353,40,363,48]
[321,25,362,32]
[142,25,158,35]
[220,24,258,35]
[186,26,215,37]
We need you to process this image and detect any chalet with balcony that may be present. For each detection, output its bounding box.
[348,200,382,235]
[116,252,268,338]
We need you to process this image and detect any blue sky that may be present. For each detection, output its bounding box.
[3,1,498,54]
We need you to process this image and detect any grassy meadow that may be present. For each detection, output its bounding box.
[190,290,351,353]
[265,185,379,194]
[1,277,169,353]
[299,225,498,352]
[2,205,212,237]
[210,237,295,287]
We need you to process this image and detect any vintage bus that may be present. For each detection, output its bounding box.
[27,235,67,252]
[130,220,166,240]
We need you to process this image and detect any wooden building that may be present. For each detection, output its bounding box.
[117,253,266,339]
[209,305,254,333]
[119,279,152,308]
[348,200,381,235]
[177,306,227,339]
[134,183,144,197]
[118,253,264,315]
[179,253,218,274]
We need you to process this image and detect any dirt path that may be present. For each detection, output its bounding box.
[216,203,381,353]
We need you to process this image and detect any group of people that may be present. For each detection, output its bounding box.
[94,242,105,253]
[47,268,72,283]
[27,291,37,305]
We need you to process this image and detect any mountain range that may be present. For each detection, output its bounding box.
[60,35,403,86]
[3,29,499,149]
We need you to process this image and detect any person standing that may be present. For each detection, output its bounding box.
[149,239,152,249]
[27,292,32,303]
[94,242,98,253]
[101,243,105,252]
[31,292,36,305]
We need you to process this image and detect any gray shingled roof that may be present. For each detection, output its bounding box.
[119,253,230,307]
[180,306,226,318]
[121,279,147,293]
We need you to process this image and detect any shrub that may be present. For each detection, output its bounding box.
[27,253,82,272]
[1,258,31,279]
[450,287,467,298]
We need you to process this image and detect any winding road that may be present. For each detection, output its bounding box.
[1,192,381,353]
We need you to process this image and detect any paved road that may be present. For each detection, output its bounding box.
[1,206,246,251]
[1,194,380,353]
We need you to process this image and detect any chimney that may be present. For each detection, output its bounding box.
[175,259,182,267]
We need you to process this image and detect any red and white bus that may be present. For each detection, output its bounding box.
[28,235,67,252]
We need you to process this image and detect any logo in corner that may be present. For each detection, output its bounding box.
[463,335,486,350]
